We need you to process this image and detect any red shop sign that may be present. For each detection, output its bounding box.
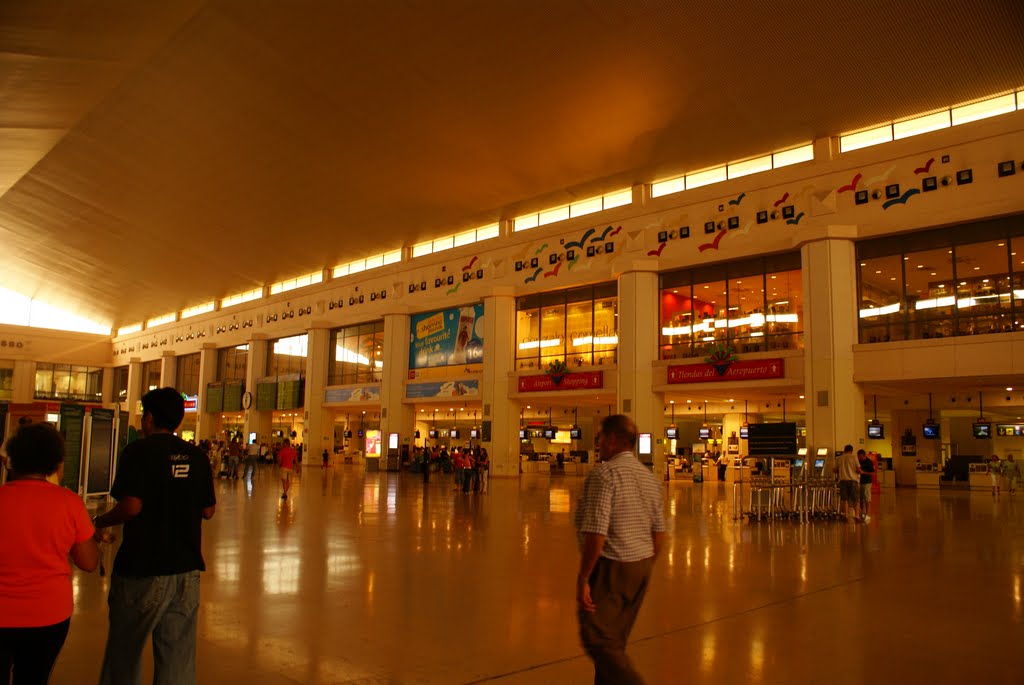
[518,371,604,392]
[667,359,784,384]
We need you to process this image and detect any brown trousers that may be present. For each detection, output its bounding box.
[578,555,655,685]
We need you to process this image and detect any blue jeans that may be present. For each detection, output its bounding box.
[99,572,200,685]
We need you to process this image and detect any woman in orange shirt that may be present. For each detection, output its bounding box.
[0,423,99,684]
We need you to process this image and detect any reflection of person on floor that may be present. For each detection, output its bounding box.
[321,449,329,471]
[277,440,297,500]
[716,452,728,481]
[574,414,665,685]
[989,454,1002,496]
[557,449,566,473]
[477,448,489,493]
[243,440,258,482]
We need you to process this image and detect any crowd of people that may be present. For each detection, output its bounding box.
[413,444,489,493]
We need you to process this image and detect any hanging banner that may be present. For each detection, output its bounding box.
[518,371,604,392]
[667,359,784,384]
[409,304,485,370]
[405,379,480,400]
[59,404,85,491]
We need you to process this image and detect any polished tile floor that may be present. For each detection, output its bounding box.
[55,466,1024,684]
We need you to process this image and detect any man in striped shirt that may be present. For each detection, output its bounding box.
[574,414,666,684]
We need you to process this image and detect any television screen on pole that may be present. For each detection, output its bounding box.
[665,427,678,440]
[922,423,939,439]
[569,427,582,439]
[972,422,991,439]
[867,423,884,439]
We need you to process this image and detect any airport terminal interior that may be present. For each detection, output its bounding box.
[2,2,1024,683]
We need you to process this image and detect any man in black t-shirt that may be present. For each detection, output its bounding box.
[93,387,216,685]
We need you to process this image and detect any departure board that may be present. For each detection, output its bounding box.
[223,382,243,411]
[276,378,303,410]
[206,383,224,413]
[747,422,797,456]
[256,382,278,410]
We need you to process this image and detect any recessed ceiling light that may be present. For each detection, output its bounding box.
[799,395,805,399]
[1007,387,1014,392]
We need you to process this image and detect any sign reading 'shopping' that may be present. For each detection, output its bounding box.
[409,304,485,369]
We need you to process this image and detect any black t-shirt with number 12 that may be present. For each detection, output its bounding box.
[110,432,216,577]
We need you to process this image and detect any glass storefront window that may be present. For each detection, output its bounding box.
[0,366,13,401]
[217,345,248,382]
[660,253,802,359]
[329,321,384,385]
[516,283,617,371]
[112,366,129,402]
[267,334,308,376]
[34,363,103,402]
[859,255,906,343]
[175,352,201,395]
[141,360,161,393]
[954,240,1012,336]
[858,217,1024,343]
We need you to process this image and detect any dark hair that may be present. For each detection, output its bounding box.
[843,444,854,452]
[600,414,637,448]
[5,422,65,476]
[142,387,186,431]
[857,449,866,457]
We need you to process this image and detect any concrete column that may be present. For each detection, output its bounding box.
[197,344,218,441]
[12,360,34,403]
[617,265,663,474]
[381,313,415,454]
[246,338,272,443]
[303,327,332,455]
[481,291,520,477]
[125,358,143,427]
[801,235,865,454]
[160,351,177,389]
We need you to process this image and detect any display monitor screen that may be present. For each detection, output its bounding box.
[867,423,884,439]
[739,425,749,439]
[570,428,582,439]
[357,429,365,438]
[428,429,438,439]
[543,428,556,439]
[816,447,829,457]
[793,458,804,469]
[344,430,352,439]
[519,429,526,439]
[665,427,678,439]
[470,429,479,439]
[388,433,399,450]
[922,423,940,439]
[638,433,652,456]
[813,458,825,469]
[450,429,460,439]
[698,427,711,439]
[972,422,991,439]
[797,447,808,457]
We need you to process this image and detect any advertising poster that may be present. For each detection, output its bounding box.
[365,429,382,457]
[87,408,114,494]
[405,379,480,400]
[409,304,485,370]
[324,386,381,403]
[59,404,85,491]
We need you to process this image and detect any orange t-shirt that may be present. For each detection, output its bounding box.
[0,479,95,627]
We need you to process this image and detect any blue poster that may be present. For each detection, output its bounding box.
[409,303,485,369]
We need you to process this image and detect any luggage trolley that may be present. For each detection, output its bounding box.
[807,447,842,519]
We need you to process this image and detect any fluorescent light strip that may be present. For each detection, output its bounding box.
[514,190,632,232]
[651,144,813,199]
[518,339,561,350]
[841,90,1023,153]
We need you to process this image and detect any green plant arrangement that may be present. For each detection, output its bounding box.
[704,344,738,376]
[545,359,570,384]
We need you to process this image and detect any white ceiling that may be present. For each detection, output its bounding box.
[2,0,1023,328]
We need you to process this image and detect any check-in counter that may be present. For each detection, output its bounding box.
[564,461,578,475]
[538,460,551,474]
[916,463,941,489]
[521,459,538,474]
[968,463,992,491]
[725,465,750,484]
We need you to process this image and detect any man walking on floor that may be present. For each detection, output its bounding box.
[573,414,665,685]
[92,387,216,685]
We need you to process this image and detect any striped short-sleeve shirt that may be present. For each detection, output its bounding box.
[573,451,666,562]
